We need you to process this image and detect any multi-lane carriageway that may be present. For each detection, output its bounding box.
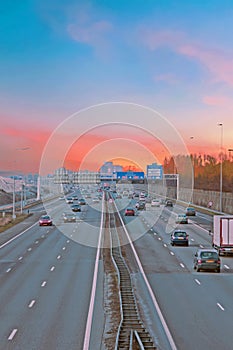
[0,190,233,350]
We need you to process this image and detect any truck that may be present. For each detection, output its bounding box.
[212,216,233,256]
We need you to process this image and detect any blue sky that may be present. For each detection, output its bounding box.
[1,0,233,172]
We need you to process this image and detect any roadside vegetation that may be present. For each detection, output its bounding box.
[164,154,233,192]
[0,213,31,234]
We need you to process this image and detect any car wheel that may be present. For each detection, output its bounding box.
[186,242,189,247]
[196,267,200,272]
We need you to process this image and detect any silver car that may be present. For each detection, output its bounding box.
[194,248,220,273]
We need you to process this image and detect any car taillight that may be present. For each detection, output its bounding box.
[198,259,202,264]
[218,260,221,264]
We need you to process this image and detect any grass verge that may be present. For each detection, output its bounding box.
[0,213,31,234]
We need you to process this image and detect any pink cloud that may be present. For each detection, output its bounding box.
[202,95,232,107]
[67,20,112,47]
[154,73,179,84]
[142,29,233,86]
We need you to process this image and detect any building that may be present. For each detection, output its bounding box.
[147,163,163,180]
[100,162,123,180]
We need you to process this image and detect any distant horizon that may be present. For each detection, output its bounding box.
[1,1,232,175]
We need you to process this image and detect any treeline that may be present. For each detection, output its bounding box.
[163,154,233,192]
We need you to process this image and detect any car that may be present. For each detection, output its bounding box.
[193,248,221,272]
[71,204,81,212]
[176,214,188,224]
[186,207,196,216]
[66,197,73,204]
[39,215,53,226]
[151,199,160,207]
[125,208,135,216]
[78,198,86,205]
[92,197,100,203]
[135,201,146,210]
[72,195,78,201]
[171,230,189,246]
[63,212,76,223]
[165,200,173,207]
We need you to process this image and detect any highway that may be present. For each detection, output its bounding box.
[0,189,233,349]
[119,196,233,350]
[0,195,105,350]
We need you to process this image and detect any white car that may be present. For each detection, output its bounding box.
[151,199,160,207]
[92,197,100,203]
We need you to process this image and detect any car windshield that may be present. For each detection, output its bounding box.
[201,252,218,259]
[174,232,186,237]
[41,215,50,219]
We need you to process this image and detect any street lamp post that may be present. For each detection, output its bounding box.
[12,176,16,219]
[217,123,223,212]
[190,136,195,203]
[14,147,30,216]
[228,148,233,161]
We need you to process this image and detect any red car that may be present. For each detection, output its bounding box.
[39,215,53,226]
[125,208,135,216]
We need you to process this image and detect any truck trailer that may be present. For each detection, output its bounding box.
[212,216,233,256]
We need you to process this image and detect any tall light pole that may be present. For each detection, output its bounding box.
[12,176,16,219]
[190,136,195,203]
[217,123,223,212]
[228,148,233,161]
[12,147,30,218]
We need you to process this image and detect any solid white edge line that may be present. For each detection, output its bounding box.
[83,195,104,350]
[8,329,18,340]
[114,201,178,350]
[0,222,38,249]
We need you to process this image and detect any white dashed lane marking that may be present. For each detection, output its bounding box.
[8,329,18,341]
[57,255,61,260]
[28,300,36,308]
[50,266,55,272]
[41,281,47,287]
[6,268,12,273]
[180,263,185,268]
[224,264,230,270]
[195,279,201,285]
[217,303,225,311]
[170,251,174,256]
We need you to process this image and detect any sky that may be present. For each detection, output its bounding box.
[1,0,233,174]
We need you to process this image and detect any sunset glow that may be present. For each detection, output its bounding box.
[0,1,232,174]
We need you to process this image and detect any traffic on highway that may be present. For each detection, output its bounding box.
[0,184,233,350]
